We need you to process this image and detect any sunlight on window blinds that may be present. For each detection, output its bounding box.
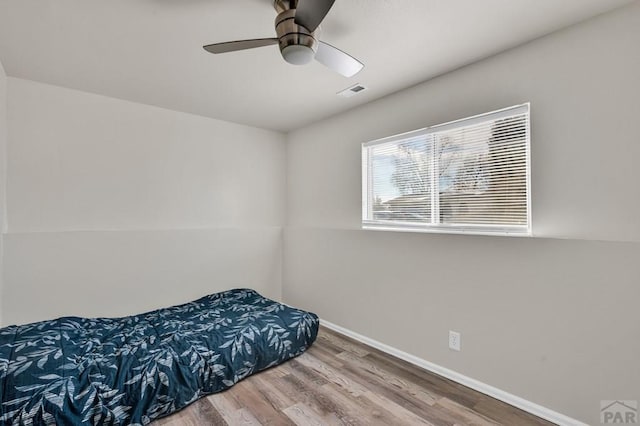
[362,104,530,235]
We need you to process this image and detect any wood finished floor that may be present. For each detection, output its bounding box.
[154,327,554,426]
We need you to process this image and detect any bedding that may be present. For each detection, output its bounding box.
[0,288,319,425]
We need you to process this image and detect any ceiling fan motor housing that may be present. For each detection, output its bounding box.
[274,0,318,65]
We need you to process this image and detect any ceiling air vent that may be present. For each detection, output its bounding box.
[337,83,368,98]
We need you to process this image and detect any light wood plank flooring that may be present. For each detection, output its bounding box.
[154,327,554,425]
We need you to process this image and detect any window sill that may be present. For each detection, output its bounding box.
[362,223,532,238]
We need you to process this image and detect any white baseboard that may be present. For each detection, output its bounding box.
[320,319,587,426]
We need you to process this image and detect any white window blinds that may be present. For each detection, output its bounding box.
[362,104,530,235]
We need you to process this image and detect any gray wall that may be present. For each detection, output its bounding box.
[284,3,640,424]
[0,60,6,324]
[4,229,282,325]
[2,78,286,325]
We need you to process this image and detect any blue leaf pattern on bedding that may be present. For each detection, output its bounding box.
[0,289,319,425]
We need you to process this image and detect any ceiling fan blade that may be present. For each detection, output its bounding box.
[294,0,336,32]
[203,38,278,54]
[315,41,363,77]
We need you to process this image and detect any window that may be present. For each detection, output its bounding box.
[362,104,530,235]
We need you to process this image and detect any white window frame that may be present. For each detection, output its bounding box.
[362,104,531,237]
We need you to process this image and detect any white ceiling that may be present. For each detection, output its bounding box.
[0,0,634,132]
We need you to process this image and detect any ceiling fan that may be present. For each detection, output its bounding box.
[203,0,364,78]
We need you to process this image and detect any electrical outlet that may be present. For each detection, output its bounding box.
[449,331,461,351]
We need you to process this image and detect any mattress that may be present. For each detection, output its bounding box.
[0,288,319,425]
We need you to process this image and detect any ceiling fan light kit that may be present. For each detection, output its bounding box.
[203,0,363,77]
[281,45,315,65]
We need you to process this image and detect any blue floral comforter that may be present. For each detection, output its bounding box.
[0,288,319,425]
